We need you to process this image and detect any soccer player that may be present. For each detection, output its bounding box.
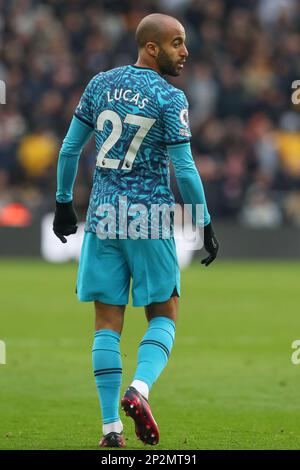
[53,13,219,448]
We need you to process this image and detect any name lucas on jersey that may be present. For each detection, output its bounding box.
[107,89,148,109]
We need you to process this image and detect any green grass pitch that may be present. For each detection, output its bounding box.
[0,259,300,450]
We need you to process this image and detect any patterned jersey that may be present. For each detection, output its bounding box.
[74,65,192,234]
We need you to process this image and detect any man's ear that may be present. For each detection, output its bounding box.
[145,42,159,58]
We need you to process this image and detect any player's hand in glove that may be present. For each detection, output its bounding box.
[201,222,219,267]
[53,201,78,243]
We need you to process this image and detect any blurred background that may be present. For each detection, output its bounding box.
[1,0,300,259]
[1,1,300,451]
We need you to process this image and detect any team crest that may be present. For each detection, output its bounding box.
[179,108,189,128]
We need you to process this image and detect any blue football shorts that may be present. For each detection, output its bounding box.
[76,231,180,307]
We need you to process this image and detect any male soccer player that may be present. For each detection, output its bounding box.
[53,13,219,448]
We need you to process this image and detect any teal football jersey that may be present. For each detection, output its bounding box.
[74,65,192,233]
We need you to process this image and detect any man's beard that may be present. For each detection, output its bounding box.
[157,48,179,76]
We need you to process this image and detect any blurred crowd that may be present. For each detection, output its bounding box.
[1,0,300,227]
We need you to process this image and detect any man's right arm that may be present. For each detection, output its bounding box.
[167,141,219,266]
[163,90,219,266]
[167,141,211,226]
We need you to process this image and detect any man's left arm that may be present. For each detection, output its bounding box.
[53,115,93,243]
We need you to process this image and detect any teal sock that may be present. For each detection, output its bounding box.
[133,316,175,390]
[92,329,122,424]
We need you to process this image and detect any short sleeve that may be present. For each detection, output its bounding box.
[74,76,98,128]
[163,91,192,145]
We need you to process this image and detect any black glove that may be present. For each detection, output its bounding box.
[53,201,78,243]
[201,222,219,267]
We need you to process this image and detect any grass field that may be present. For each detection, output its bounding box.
[1,259,300,450]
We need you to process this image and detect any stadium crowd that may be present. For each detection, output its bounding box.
[1,0,300,227]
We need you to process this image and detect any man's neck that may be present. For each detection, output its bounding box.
[134,58,162,75]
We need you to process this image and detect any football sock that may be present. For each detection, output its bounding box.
[130,379,149,400]
[103,420,123,436]
[92,329,122,427]
[133,316,175,392]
